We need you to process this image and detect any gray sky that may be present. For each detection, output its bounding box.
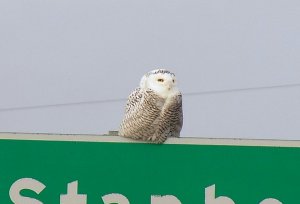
[0,0,299,139]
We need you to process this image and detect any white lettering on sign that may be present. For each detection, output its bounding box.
[9,178,46,204]
[205,184,235,204]
[260,198,282,204]
[151,195,182,204]
[6,178,284,204]
[102,193,130,204]
[60,181,87,204]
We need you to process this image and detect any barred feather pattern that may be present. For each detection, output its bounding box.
[119,87,183,144]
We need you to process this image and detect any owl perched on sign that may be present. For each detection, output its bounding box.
[119,69,183,144]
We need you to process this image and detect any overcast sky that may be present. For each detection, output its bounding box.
[0,0,299,140]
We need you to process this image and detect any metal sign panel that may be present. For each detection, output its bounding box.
[0,133,299,204]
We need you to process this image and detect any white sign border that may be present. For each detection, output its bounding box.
[0,132,300,147]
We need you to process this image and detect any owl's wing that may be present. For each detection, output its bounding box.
[155,92,183,140]
[124,87,143,114]
[119,88,163,139]
[170,93,183,136]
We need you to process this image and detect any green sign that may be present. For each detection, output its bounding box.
[0,133,300,204]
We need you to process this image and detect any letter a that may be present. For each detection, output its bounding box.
[102,193,130,204]
[260,198,282,204]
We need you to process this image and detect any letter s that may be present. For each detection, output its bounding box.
[9,178,45,204]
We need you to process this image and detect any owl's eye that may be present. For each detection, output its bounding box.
[157,79,164,82]
[172,79,175,83]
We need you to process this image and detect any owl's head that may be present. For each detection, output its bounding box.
[140,69,179,98]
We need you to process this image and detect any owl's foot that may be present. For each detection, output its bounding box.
[147,135,167,144]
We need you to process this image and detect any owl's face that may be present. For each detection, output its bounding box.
[140,69,178,98]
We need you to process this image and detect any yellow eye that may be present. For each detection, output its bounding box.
[157,78,164,82]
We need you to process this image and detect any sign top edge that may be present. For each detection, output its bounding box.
[0,132,299,147]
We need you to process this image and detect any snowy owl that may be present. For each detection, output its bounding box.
[119,69,183,143]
